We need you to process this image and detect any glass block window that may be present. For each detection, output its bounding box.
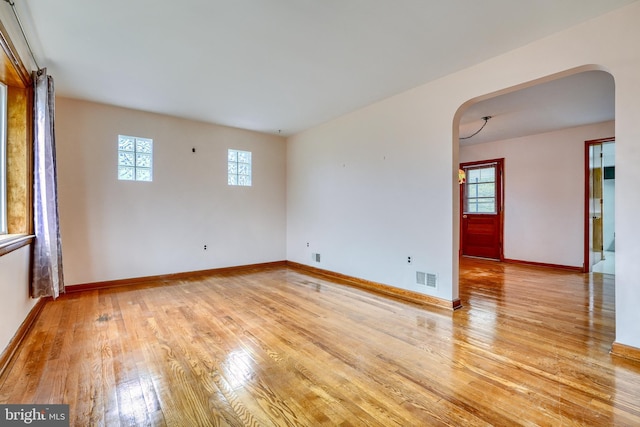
[118,135,153,182]
[228,149,252,186]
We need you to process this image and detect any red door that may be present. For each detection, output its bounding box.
[460,159,503,260]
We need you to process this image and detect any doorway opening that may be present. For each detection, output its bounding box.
[453,66,616,348]
[455,67,614,273]
[459,158,504,260]
[585,138,615,274]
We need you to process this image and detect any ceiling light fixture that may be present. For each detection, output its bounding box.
[460,115,492,140]
[458,168,466,185]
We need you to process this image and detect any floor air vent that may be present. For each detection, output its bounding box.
[416,271,437,288]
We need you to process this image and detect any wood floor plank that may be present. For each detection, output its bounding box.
[0,258,639,425]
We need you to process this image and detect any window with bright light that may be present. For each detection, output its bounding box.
[118,135,153,182]
[228,149,251,186]
[464,165,497,214]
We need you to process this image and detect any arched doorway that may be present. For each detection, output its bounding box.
[454,67,615,273]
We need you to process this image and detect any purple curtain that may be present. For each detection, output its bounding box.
[31,68,64,298]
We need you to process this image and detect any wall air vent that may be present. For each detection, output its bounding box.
[416,271,437,288]
[312,253,321,263]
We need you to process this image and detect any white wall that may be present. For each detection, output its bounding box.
[56,98,287,285]
[287,91,456,300]
[460,121,614,268]
[287,3,640,349]
[0,245,38,352]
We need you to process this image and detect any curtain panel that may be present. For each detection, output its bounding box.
[31,69,64,298]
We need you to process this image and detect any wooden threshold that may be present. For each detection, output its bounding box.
[503,257,583,272]
[287,261,461,310]
[0,297,46,378]
[611,342,640,363]
[66,261,287,293]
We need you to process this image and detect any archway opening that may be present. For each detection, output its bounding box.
[452,65,615,301]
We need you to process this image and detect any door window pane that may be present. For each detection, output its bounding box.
[467,167,494,183]
[464,165,497,214]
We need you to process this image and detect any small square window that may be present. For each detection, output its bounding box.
[228,149,251,186]
[118,135,153,181]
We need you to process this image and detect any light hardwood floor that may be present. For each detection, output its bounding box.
[0,258,639,426]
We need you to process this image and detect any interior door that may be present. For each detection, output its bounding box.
[460,159,504,260]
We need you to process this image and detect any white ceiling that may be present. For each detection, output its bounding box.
[12,0,633,136]
[459,70,615,145]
